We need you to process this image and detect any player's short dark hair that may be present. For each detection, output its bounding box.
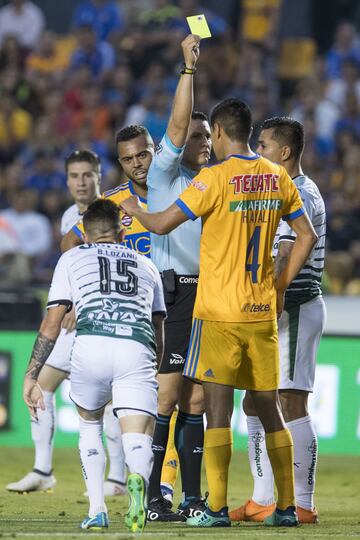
[65,150,101,174]
[191,110,208,122]
[83,199,121,237]
[115,125,151,144]
[210,98,252,142]
[260,116,305,160]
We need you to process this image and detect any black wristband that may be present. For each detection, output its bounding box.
[180,64,196,75]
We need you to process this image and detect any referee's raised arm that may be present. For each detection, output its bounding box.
[167,34,200,149]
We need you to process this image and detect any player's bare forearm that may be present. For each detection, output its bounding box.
[276,233,317,292]
[167,34,200,148]
[25,332,57,382]
[276,212,317,292]
[274,241,293,280]
[121,196,188,234]
[25,305,68,382]
[61,229,83,253]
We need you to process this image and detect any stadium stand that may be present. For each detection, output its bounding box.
[0,0,359,294]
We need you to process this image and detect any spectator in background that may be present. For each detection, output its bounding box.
[0,92,32,164]
[289,78,340,152]
[326,21,360,79]
[334,90,360,139]
[24,150,66,193]
[0,35,26,71]
[71,84,111,141]
[26,31,75,77]
[32,218,62,284]
[63,65,93,112]
[0,188,51,258]
[71,0,125,42]
[326,58,360,108]
[0,0,45,49]
[20,115,63,167]
[70,24,115,79]
[142,91,171,144]
[0,214,31,287]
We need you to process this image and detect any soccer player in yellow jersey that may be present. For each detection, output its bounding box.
[121,98,318,528]
[61,125,154,257]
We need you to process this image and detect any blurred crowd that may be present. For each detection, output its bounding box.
[0,0,359,294]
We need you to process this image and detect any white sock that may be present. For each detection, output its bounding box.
[103,405,126,484]
[122,432,153,486]
[32,390,56,474]
[247,416,275,506]
[286,415,317,510]
[78,417,107,517]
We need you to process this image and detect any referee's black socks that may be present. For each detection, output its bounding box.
[175,410,204,500]
[148,413,171,502]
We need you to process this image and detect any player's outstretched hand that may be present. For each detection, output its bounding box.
[181,34,201,68]
[120,195,142,217]
[23,377,45,420]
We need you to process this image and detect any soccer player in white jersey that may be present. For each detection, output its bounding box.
[229,117,326,524]
[23,199,166,533]
[6,150,101,494]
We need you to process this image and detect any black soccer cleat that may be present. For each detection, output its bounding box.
[147,496,186,522]
[177,495,208,519]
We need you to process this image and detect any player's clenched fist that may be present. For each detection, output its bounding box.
[120,195,142,217]
[181,34,201,68]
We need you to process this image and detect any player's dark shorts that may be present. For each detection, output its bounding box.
[158,270,198,374]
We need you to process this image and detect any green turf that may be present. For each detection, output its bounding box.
[0,448,359,539]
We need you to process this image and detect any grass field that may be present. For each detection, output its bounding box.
[0,448,359,539]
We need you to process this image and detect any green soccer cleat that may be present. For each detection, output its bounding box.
[80,511,109,530]
[264,506,299,527]
[125,473,147,533]
[186,505,231,527]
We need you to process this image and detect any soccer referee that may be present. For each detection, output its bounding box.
[145,34,212,521]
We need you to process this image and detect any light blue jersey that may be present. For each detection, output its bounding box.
[147,132,201,275]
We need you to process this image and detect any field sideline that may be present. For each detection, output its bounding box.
[0,448,359,539]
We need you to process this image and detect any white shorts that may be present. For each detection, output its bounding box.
[70,336,158,417]
[45,328,75,373]
[278,296,326,392]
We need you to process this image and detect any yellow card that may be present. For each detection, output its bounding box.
[186,14,212,39]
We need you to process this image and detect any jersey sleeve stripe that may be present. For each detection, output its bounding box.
[175,198,197,221]
[72,224,83,238]
[47,299,73,312]
[279,235,296,242]
[282,207,305,221]
[164,131,184,154]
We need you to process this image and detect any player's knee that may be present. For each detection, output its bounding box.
[242,391,256,416]
[279,390,308,422]
[250,390,284,432]
[179,381,204,414]
[157,388,178,416]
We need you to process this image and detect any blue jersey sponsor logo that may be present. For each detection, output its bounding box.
[123,232,151,258]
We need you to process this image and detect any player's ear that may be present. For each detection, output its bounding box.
[282,145,292,161]
[212,122,221,140]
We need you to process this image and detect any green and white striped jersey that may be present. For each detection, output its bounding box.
[273,175,326,308]
[47,243,166,353]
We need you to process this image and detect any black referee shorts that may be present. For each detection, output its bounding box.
[159,272,198,374]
